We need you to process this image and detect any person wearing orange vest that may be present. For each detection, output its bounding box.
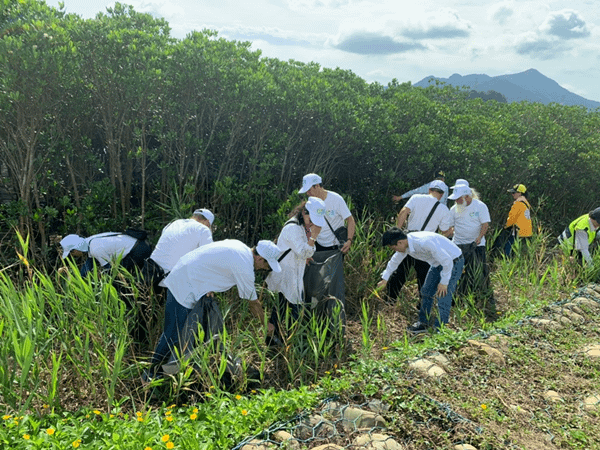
[503,184,532,256]
[558,208,600,266]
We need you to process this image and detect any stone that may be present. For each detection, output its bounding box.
[240,439,273,450]
[312,445,343,450]
[428,352,451,368]
[561,302,586,316]
[583,345,600,359]
[466,340,506,366]
[353,433,404,449]
[408,358,447,377]
[486,334,510,351]
[544,390,563,402]
[528,318,562,329]
[583,394,600,411]
[367,399,391,414]
[341,407,387,431]
[571,297,600,310]
[454,445,478,450]
[272,431,300,449]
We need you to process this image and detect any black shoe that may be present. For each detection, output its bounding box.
[407,321,428,334]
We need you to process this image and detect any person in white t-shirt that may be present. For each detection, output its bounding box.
[386,180,451,303]
[446,184,497,321]
[298,173,355,312]
[143,208,214,289]
[60,231,151,277]
[265,197,326,345]
[144,239,281,381]
[377,228,464,334]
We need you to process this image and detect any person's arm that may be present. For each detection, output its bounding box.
[575,230,593,266]
[475,222,489,246]
[505,202,522,229]
[399,182,431,200]
[248,299,275,333]
[340,215,356,254]
[396,206,411,229]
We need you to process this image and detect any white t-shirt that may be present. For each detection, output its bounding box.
[87,233,137,266]
[163,239,258,309]
[448,199,491,246]
[404,194,451,232]
[317,191,352,247]
[150,218,213,274]
[266,220,316,304]
[381,231,461,285]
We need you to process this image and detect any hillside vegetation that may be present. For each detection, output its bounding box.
[2,0,600,268]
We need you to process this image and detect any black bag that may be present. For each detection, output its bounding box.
[333,226,348,245]
[124,228,148,241]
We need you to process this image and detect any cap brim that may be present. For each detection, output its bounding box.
[310,215,326,228]
[61,249,71,259]
[298,186,309,194]
[268,260,282,273]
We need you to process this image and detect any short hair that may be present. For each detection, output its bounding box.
[382,227,407,247]
[589,207,600,223]
[192,212,208,221]
[429,188,444,194]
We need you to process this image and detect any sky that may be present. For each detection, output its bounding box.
[45,0,600,101]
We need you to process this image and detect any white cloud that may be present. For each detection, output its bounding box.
[119,0,185,20]
[393,9,472,39]
[539,10,590,39]
[489,2,514,26]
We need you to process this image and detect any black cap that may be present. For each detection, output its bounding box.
[590,207,600,222]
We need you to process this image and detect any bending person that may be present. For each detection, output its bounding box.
[559,207,600,266]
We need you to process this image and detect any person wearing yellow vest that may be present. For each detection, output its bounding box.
[558,207,600,266]
[503,184,532,256]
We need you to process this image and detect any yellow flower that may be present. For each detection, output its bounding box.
[2,415,10,420]
[136,411,143,417]
[85,414,90,419]
[324,371,331,375]
[43,404,50,409]
[144,447,152,450]
[241,409,248,416]
[161,435,170,443]
[168,404,176,409]
[382,347,389,350]
[481,404,487,410]
[110,414,114,418]
[193,408,198,413]
[190,413,197,420]
[166,416,173,422]
[46,428,55,435]
[166,442,174,449]
[235,395,242,400]
[137,417,144,422]
[165,410,172,416]
[72,439,82,448]
[23,434,30,440]
[251,390,257,394]
[93,410,101,415]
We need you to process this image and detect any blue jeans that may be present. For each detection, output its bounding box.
[419,256,464,329]
[150,289,192,366]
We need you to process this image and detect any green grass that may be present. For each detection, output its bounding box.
[1,223,599,449]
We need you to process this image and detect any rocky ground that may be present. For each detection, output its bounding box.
[237,284,600,450]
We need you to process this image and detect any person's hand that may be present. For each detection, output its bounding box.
[341,239,352,254]
[376,279,387,290]
[436,283,448,298]
[207,291,215,297]
[475,237,482,246]
[392,195,402,203]
[310,224,321,238]
[58,266,69,275]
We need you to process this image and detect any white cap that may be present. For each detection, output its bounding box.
[298,173,322,194]
[429,180,448,192]
[305,197,326,228]
[451,179,469,189]
[193,208,215,225]
[448,185,472,200]
[60,234,88,259]
[256,240,282,273]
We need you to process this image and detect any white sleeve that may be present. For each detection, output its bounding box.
[575,230,593,265]
[381,251,407,281]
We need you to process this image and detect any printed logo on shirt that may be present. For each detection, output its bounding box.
[326,209,336,217]
[469,212,480,218]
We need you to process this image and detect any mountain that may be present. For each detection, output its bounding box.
[414,69,600,109]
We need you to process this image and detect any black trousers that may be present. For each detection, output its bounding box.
[456,243,497,320]
[386,255,430,301]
